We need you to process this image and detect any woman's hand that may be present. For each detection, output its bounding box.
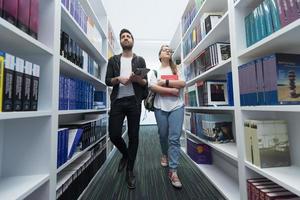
[157,79,166,86]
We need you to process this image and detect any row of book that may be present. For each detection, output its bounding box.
[107,22,116,52]
[187,137,212,164]
[247,178,299,200]
[245,0,300,47]
[57,142,106,200]
[0,0,39,39]
[0,51,39,112]
[58,115,108,167]
[61,0,103,54]
[244,119,291,168]
[183,12,224,57]
[59,75,95,110]
[239,53,300,106]
[94,90,106,109]
[60,31,102,79]
[181,0,205,35]
[185,112,234,143]
[185,73,234,107]
[184,42,231,81]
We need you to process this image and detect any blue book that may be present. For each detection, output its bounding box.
[262,0,275,36]
[244,13,251,47]
[268,0,281,31]
[68,128,83,159]
[226,72,234,106]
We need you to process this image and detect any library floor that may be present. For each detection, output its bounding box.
[80,126,226,200]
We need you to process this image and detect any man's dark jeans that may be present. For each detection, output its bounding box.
[109,95,141,171]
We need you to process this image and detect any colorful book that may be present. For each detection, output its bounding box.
[187,138,212,164]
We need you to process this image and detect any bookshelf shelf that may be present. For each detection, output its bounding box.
[245,161,300,196]
[61,5,107,64]
[186,130,238,161]
[60,57,106,89]
[57,135,106,173]
[186,59,232,86]
[241,106,300,112]
[58,109,108,115]
[185,106,235,111]
[0,18,53,57]
[182,0,228,41]
[0,174,49,200]
[183,12,229,64]
[182,149,240,200]
[0,111,52,120]
[238,19,300,60]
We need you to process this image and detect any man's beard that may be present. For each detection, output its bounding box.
[121,43,133,51]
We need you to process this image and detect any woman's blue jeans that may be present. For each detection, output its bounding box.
[154,106,184,171]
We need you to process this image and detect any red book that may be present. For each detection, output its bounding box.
[17,0,30,33]
[160,74,178,80]
[3,0,18,25]
[29,0,39,39]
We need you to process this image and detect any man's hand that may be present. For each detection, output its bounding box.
[118,76,131,85]
[130,73,144,84]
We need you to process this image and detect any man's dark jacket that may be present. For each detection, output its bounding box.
[105,53,148,104]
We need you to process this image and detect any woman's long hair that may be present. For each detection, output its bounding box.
[159,45,177,75]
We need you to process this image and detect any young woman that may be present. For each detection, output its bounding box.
[149,45,186,188]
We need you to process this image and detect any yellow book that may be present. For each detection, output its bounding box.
[0,53,4,112]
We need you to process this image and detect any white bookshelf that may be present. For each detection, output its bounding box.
[0,175,49,200]
[186,130,238,161]
[60,57,106,90]
[182,146,240,200]
[0,0,116,199]
[57,135,106,173]
[183,12,230,64]
[0,111,52,120]
[173,0,300,199]
[185,59,232,87]
[60,5,106,64]
[185,106,235,111]
[58,109,108,115]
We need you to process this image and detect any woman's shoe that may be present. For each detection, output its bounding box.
[168,171,182,188]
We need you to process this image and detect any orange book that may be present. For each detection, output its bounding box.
[160,74,178,80]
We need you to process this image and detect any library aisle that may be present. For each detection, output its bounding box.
[80,125,226,200]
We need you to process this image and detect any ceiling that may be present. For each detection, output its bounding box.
[102,0,189,42]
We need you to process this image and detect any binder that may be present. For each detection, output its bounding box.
[30,64,39,110]
[22,61,32,111]
[13,57,24,111]
[3,53,15,112]
[68,128,83,159]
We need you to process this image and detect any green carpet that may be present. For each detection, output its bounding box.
[80,125,226,200]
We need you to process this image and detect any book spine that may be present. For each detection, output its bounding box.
[2,0,18,25]
[13,57,24,111]
[29,0,39,39]
[269,0,282,31]
[0,51,5,112]
[262,0,274,36]
[3,54,15,112]
[17,0,30,33]
[277,0,289,27]
[22,61,32,110]
[0,0,3,17]
[30,64,39,110]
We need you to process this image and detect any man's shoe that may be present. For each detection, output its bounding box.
[126,171,136,189]
[118,157,127,172]
[168,171,182,189]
